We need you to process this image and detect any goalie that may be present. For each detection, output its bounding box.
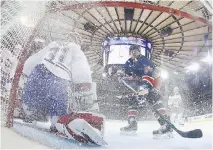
[21,37,106,145]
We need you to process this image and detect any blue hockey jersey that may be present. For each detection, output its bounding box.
[124,55,154,77]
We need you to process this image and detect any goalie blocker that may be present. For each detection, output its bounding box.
[55,111,107,145]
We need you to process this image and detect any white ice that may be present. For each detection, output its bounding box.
[1,126,48,149]
[105,120,212,149]
[2,119,213,149]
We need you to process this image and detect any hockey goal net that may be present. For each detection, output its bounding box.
[1,1,47,127]
[1,0,86,127]
[1,0,211,127]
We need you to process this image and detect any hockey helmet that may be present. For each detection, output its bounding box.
[129,45,141,56]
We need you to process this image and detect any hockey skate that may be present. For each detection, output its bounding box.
[120,120,138,135]
[153,124,174,139]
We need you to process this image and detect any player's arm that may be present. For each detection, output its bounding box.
[22,53,43,76]
[71,47,94,109]
[71,52,92,84]
[124,59,134,76]
[137,58,157,95]
[22,42,59,76]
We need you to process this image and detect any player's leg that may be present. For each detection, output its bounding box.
[177,106,184,125]
[22,64,50,123]
[120,96,138,134]
[120,80,139,134]
[49,89,106,145]
[55,112,106,145]
[46,76,106,144]
[170,106,177,123]
[146,89,174,139]
[45,71,69,132]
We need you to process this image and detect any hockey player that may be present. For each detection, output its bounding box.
[168,87,184,125]
[22,38,106,145]
[120,45,173,139]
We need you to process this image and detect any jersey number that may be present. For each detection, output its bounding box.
[47,47,69,63]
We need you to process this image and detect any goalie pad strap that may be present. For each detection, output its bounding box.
[75,83,91,92]
[65,124,89,143]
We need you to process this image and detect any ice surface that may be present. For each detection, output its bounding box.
[1,126,48,149]
[2,119,213,149]
[104,120,213,149]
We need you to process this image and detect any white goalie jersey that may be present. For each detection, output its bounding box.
[22,41,97,112]
[23,41,92,84]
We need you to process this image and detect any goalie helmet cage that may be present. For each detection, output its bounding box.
[0,0,211,128]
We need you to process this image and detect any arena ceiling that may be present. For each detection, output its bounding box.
[35,0,212,76]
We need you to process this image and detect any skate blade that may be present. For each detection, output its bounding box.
[179,123,184,126]
[120,131,137,136]
[153,132,174,139]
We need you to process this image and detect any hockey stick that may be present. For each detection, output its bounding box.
[121,79,203,138]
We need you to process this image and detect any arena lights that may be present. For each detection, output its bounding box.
[160,69,169,79]
[201,54,213,64]
[185,63,200,72]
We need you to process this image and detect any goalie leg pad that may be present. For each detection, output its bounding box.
[68,118,107,145]
[55,122,89,143]
[56,112,106,145]
[74,112,105,136]
[57,112,105,135]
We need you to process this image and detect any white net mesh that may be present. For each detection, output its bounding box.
[1,0,46,126]
[0,0,85,127]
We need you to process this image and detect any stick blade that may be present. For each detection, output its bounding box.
[181,129,203,138]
